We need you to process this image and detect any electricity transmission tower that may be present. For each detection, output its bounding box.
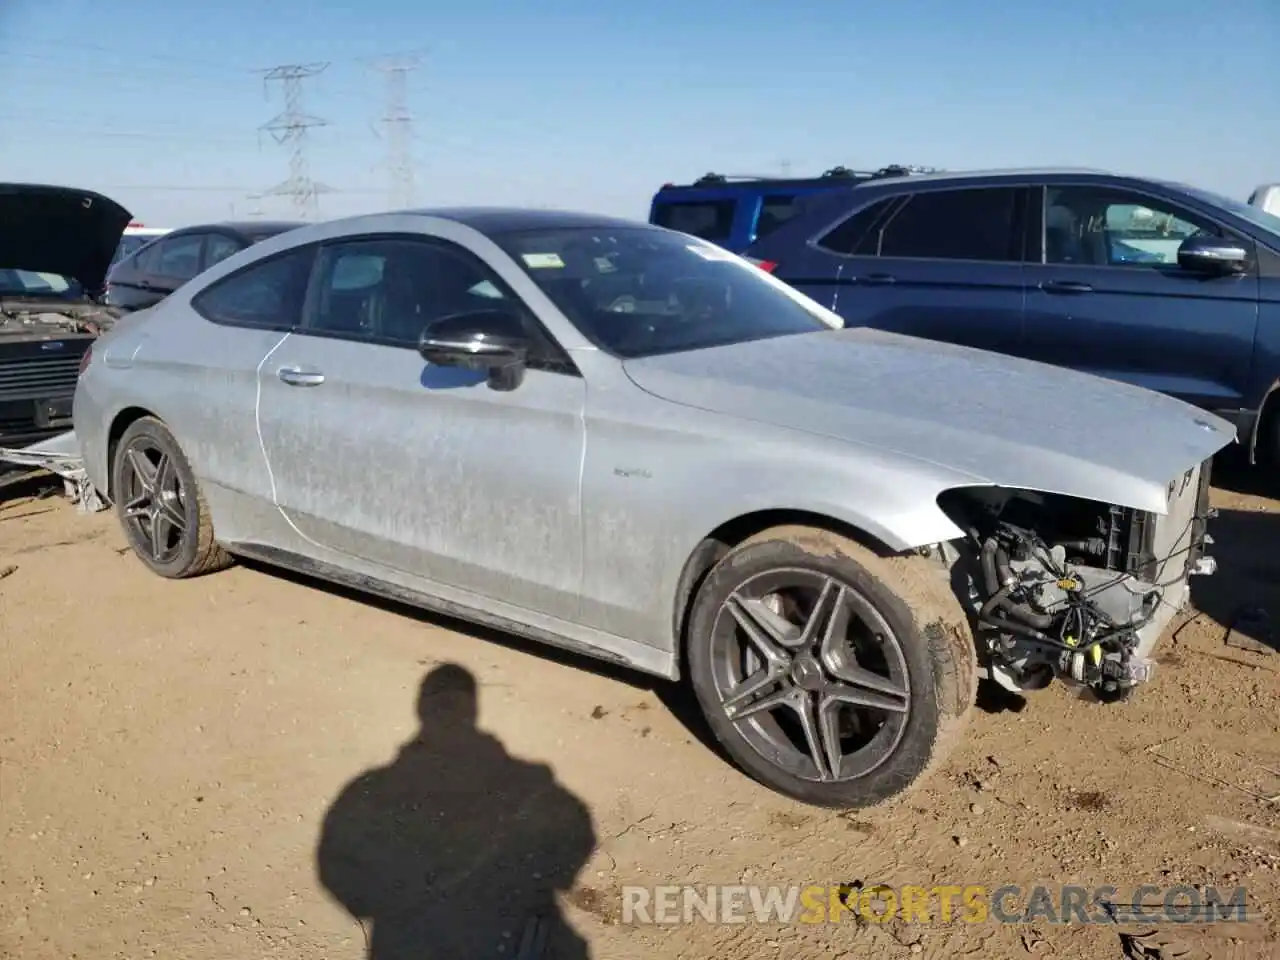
[258,62,332,220]
[374,55,420,209]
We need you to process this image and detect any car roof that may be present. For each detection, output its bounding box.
[405,207,658,234]
[168,220,305,239]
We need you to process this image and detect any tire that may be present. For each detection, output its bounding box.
[111,416,232,579]
[686,525,976,808]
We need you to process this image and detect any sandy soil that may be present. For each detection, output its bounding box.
[2,458,1278,960]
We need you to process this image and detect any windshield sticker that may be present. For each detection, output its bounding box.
[686,244,735,261]
[521,252,565,269]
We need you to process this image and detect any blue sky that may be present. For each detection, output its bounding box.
[1,0,1275,226]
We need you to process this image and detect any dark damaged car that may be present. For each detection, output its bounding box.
[0,183,130,447]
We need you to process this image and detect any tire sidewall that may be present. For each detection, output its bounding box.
[111,418,204,578]
[687,536,944,808]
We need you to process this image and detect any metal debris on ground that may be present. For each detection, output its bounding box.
[0,432,106,513]
[1120,930,1212,960]
[0,564,16,581]
[514,911,550,960]
[1225,606,1275,655]
[1147,736,1280,805]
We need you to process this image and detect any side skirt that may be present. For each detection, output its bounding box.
[226,541,679,681]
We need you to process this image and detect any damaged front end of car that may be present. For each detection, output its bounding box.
[927,457,1216,703]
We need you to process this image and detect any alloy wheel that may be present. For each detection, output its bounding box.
[119,439,188,564]
[708,567,911,783]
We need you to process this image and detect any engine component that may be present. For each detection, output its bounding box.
[934,461,1214,700]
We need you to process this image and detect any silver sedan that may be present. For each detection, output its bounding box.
[73,207,1232,808]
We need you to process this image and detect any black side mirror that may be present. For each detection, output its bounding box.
[418,309,531,391]
[1177,235,1249,275]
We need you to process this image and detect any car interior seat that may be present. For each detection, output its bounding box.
[1044,205,1086,264]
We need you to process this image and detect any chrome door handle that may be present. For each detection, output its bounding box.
[277,365,325,387]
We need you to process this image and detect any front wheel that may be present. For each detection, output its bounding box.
[686,526,976,808]
[111,416,232,579]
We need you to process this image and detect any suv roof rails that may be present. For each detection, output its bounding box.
[663,164,944,190]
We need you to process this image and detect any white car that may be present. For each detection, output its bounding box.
[1248,184,1279,216]
[109,223,171,267]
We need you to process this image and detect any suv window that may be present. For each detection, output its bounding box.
[874,188,1021,261]
[304,237,572,371]
[205,234,243,269]
[1044,186,1224,267]
[191,246,314,329]
[152,233,206,279]
[817,198,900,255]
[651,200,736,244]
[754,195,798,239]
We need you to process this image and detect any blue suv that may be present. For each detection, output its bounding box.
[745,168,1280,463]
[648,166,938,253]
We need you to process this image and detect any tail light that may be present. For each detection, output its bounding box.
[744,257,778,274]
[78,343,93,378]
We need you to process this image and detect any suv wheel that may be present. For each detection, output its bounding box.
[111,416,232,579]
[686,525,976,808]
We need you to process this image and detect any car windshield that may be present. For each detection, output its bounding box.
[494,226,840,358]
[0,268,80,298]
[1180,185,1280,238]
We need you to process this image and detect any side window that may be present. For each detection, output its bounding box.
[651,200,736,244]
[1044,186,1223,267]
[205,234,243,269]
[876,189,1021,261]
[816,198,899,255]
[754,195,798,239]
[151,233,206,280]
[133,239,164,273]
[305,237,573,372]
[191,246,314,329]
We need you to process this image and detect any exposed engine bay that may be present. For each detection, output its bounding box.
[0,298,122,448]
[0,297,121,339]
[936,459,1215,702]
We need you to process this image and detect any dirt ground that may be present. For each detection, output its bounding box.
[2,456,1279,960]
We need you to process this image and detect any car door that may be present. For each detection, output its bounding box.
[113,232,206,310]
[165,244,317,534]
[104,241,163,312]
[1023,183,1260,415]
[256,233,587,622]
[774,187,1030,356]
[204,232,246,271]
[145,232,209,301]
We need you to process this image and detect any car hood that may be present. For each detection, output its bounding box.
[0,183,133,293]
[622,327,1235,514]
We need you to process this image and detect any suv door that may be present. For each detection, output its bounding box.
[772,186,1030,356]
[256,234,586,622]
[1023,184,1260,415]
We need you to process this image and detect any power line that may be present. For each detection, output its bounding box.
[257,62,333,220]
[90,183,384,195]
[373,54,421,209]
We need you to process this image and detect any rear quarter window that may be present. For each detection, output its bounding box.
[652,199,736,243]
[754,195,799,239]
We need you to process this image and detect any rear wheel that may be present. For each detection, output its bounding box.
[686,525,976,808]
[111,417,232,579]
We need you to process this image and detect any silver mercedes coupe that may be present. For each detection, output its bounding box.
[73,208,1233,808]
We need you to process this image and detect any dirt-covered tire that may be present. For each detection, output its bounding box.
[686,525,977,809]
[110,416,232,579]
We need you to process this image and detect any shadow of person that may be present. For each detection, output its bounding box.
[317,664,596,959]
